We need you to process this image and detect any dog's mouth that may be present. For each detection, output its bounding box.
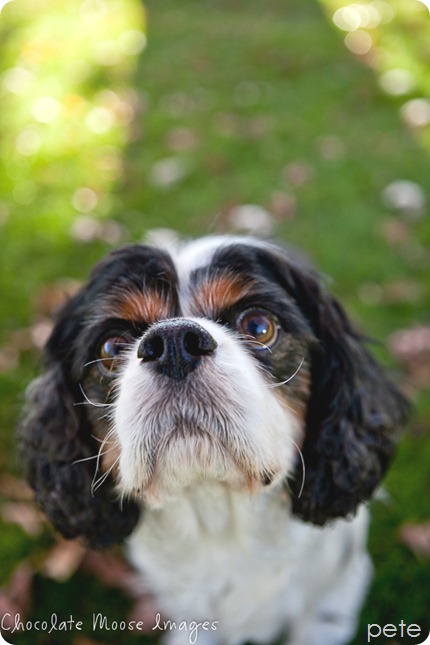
[117,390,267,506]
[113,383,289,509]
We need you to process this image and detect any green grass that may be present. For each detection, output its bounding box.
[0,0,429,643]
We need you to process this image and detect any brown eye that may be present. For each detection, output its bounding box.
[238,310,279,349]
[98,335,129,377]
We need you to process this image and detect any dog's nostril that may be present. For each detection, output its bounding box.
[183,331,217,357]
[184,331,201,357]
[137,320,217,380]
[140,334,165,362]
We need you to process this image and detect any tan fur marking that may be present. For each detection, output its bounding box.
[191,274,257,317]
[105,289,173,324]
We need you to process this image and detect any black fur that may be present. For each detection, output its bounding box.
[18,244,178,549]
[19,240,408,549]
[19,369,140,548]
[256,246,409,524]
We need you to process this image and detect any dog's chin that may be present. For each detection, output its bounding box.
[128,431,255,509]
[117,419,287,510]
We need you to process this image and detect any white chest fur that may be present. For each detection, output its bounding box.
[127,484,372,645]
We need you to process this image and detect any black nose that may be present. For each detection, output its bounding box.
[137,319,218,381]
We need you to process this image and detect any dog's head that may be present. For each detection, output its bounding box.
[19,236,408,548]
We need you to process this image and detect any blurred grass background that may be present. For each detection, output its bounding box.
[0,0,429,643]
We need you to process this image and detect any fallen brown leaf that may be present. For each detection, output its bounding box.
[0,592,21,630]
[81,550,137,592]
[390,326,430,361]
[34,279,81,317]
[1,502,44,536]
[283,161,313,187]
[128,593,160,633]
[42,538,87,581]
[0,474,33,501]
[383,281,424,305]
[379,218,410,247]
[0,345,19,373]
[0,563,34,625]
[389,326,430,391]
[269,191,297,222]
[400,522,430,557]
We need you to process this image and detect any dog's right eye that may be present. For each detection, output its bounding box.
[97,335,130,377]
[237,309,280,350]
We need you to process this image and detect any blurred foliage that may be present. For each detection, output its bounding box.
[0,0,429,643]
[0,0,146,334]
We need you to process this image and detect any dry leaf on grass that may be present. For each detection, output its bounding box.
[81,551,159,632]
[0,474,33,501]
[42,538,87,581]
[0,563,33,625]
[1,502,44,537]
[400,522,430,557]
[127,593,160,633]
[389,326,430,391]
[81,550,137,592]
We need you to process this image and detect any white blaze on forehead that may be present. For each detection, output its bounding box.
[173,236,230,299]
[170,235,267,309]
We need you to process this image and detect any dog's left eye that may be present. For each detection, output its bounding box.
[97,335,130,377]
[238,309,279,349]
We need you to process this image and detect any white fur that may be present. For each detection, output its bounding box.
[127,487,371,645]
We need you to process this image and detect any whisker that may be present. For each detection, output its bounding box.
[267,357,305,389]
[119,490,129,512]
[76,383,112,408]
[91,434,116,445]
[73,446,116,465]
[91,456,120,495]
[237,334,273,353]
[83,357,114,368]
[290,438,306,499]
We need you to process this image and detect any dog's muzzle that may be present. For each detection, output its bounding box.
[137,319,218,381]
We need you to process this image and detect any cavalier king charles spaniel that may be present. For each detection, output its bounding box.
[19,235,408,645]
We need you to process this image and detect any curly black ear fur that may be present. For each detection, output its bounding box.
[18,293,140,549]
[288,262,408,524]
[262,248,409,525]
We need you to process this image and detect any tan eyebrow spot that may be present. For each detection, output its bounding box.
[103,288,173,324]
[191,273,257,317]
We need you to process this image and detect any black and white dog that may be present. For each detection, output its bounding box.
[20,236,408,645]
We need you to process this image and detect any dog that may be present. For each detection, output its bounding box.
[19,235,408,645]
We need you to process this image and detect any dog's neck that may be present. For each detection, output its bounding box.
[127,481,293,574]
[126,482,318,645]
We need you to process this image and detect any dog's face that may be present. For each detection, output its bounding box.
[78,237,313,508]
[19,236,408,548]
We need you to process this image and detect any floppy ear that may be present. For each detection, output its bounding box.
[18,296,140,549]
[268,250,409,525]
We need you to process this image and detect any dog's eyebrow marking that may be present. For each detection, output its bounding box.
[99,287,174,324]
[190,272,258,317]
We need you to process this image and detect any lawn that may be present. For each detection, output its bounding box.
[0,0,429,643]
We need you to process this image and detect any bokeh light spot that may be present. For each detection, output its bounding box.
[119,29,147,56]
[379,68,415,96]
[85,106,114,133]
[344,29,373,55]
[2,66,35,95]
[72,187,99,213]
[401,98,430,129]
[16,128,42,156]
[32,96,61,123]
